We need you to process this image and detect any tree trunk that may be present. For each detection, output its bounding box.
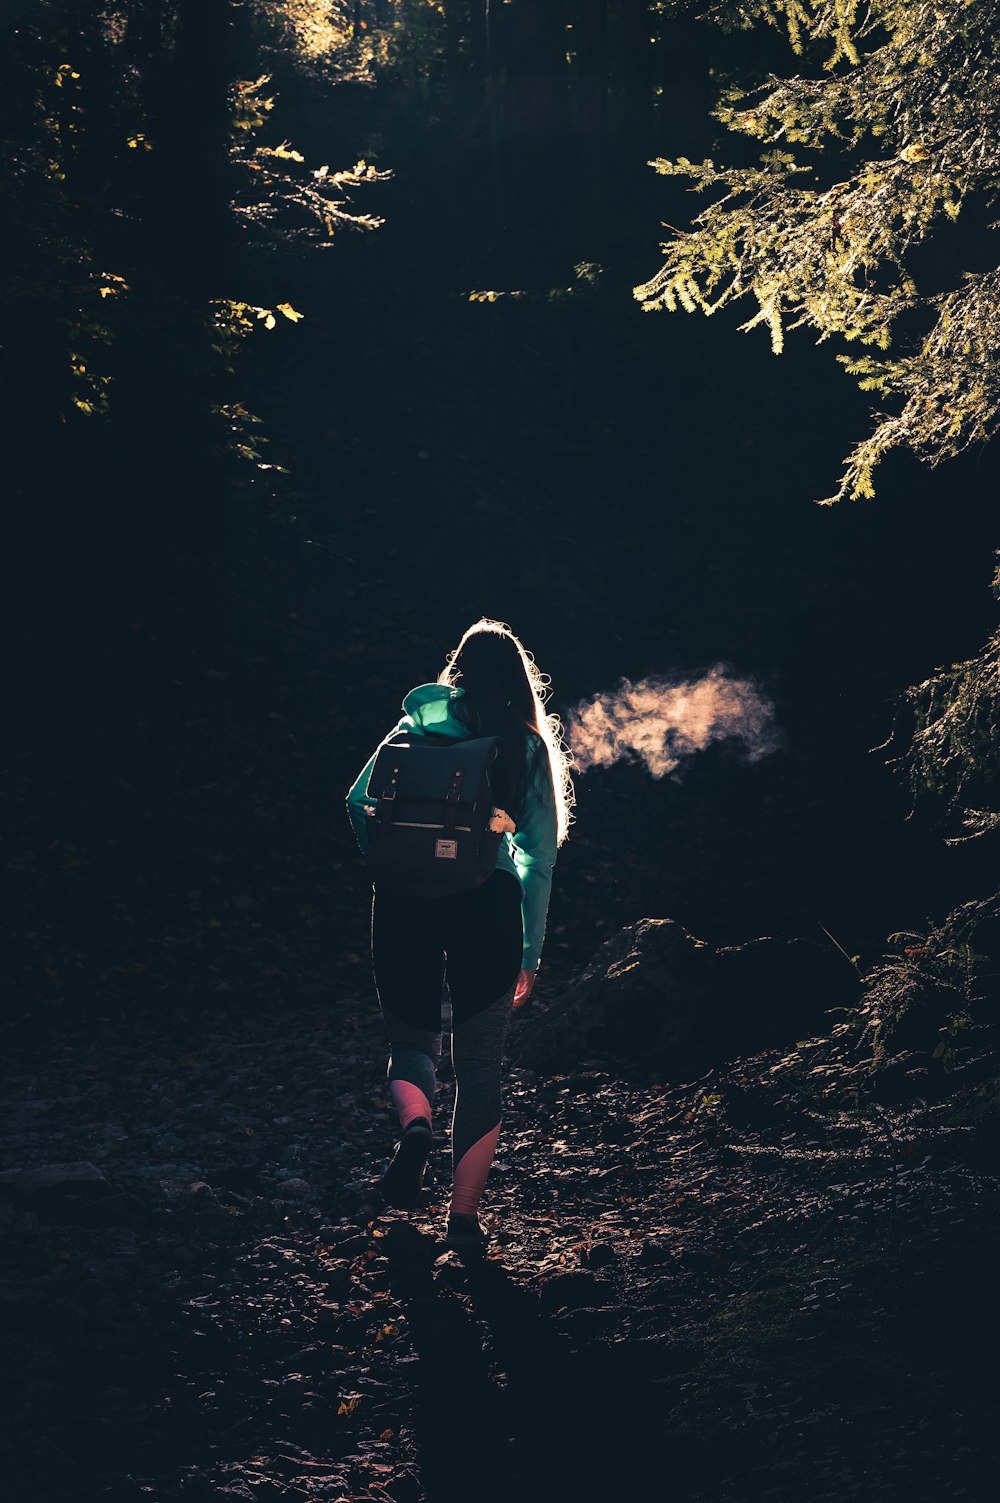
[614,0,654,150]
[495,0,573,278]
[573,0,609,260]
[107,0,242,681]
[656,13,713,160]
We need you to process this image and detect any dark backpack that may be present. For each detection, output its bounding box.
[363,730,507,898]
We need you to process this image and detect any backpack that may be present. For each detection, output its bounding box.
[363,730,507,898]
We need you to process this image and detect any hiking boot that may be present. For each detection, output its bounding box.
[378,1119,433,1208]
[444,1211,489,1258]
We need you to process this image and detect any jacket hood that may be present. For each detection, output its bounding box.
[400,682,467,736]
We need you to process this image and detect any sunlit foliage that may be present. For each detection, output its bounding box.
[897,583,1000,841]
[638,0,1000,505]
[768,888,1000,1104]
[249,0,447,82]
[2,1,386,452]
[257,0,359,60]
[231,74,389,244]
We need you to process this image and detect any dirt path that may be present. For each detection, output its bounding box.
[2,993,996,1503]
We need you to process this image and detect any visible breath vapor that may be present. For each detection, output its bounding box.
[564,666,780,779]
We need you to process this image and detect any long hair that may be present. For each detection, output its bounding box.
[437,618,575,844]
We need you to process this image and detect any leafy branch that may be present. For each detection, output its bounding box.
[639,0,1000,502]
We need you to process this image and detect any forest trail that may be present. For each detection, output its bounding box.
[2,985,997,1503]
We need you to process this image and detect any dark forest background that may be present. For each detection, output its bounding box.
[5,0,996,1031]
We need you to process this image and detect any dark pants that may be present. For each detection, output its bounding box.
[370,867,523,1029]
[370,868,523,1213]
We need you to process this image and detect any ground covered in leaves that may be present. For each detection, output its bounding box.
[3,976,998,1503]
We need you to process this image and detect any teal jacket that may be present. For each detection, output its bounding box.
[345,683,558,970]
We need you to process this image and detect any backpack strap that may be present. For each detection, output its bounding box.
[443,766,464,838]
[379,761,402,833]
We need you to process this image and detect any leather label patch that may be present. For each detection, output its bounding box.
[435,838,458,860]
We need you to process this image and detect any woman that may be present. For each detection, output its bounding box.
[345,618,575,1256]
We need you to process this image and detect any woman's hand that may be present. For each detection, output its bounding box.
[513,968,536,1010]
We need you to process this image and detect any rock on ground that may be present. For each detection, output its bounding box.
[510,917,854,1077]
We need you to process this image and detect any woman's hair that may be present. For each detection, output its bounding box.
[437,618,575,845]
